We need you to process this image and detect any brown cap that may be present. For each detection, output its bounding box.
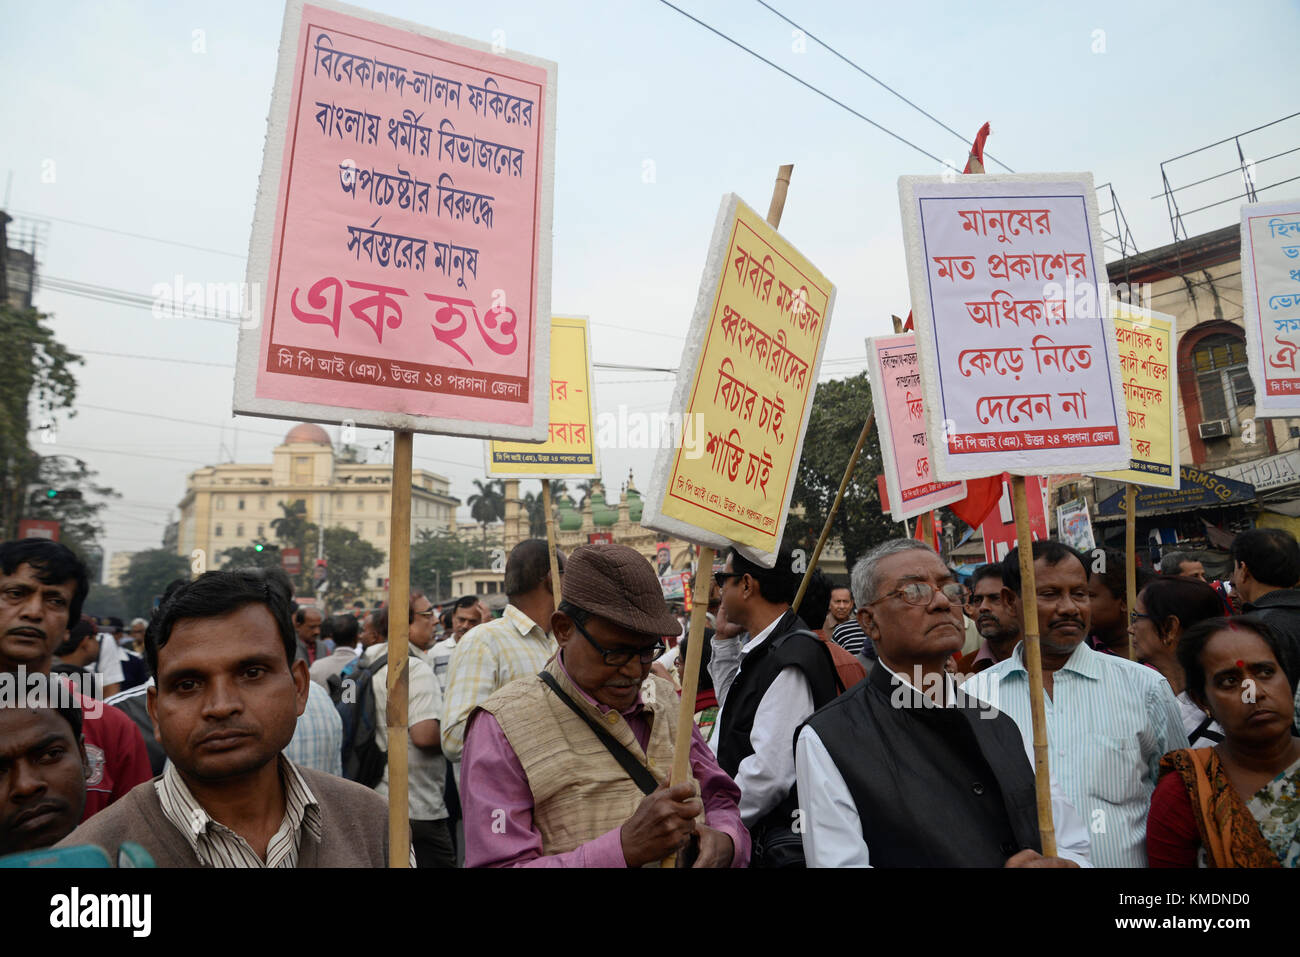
[561,544,682,638]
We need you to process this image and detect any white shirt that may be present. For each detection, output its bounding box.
[795,660,1092,868]
[95,632,125,687]
[710,614,815,827]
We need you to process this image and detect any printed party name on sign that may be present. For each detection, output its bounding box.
[866,333,966,521]
[641,194,835,566]
[898,173,1129,480]
[234,0,556,440]
[1242,198,1300,417]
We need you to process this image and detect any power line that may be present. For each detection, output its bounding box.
[753,0,1013,172]
[76,348,235,369]
[39,275,243,325]
[656,0,962,172]
[7,207,245,259]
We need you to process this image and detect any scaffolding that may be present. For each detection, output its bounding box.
[1155,112,1300,243]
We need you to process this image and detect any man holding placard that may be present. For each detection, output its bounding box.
[963,543,1186,867]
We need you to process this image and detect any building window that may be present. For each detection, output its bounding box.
[377,520,385,535]
[215,523,224,537]
[356,522,364,534]
[215,497,225,511]
[238,498,245,511]
[335,494,343,509]
[293,456,312,484]
[258,496,267,510]
[357,495,365,510]
[236,523,244,537]
[257,524,264,537]
[1193,334,1253,424]
[377,494,386,510]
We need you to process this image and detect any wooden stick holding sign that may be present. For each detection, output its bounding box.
[543,478,562,603]
[665,164,795,867]
[1125,483,1137,660]
[1011,475,1057,857]
[386,430,414,867]
[791,411,876,613]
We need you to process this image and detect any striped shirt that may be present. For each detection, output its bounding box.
[440,603,555,764]
[285,680,343,777]
[155,756,322,868]
[831,619,874,659]
[963,640,1189,868]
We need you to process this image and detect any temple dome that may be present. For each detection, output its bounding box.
[284,422,332,445]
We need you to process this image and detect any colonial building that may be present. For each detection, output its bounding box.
[174,423,460,595]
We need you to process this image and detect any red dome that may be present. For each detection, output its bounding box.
[284,423,331,445]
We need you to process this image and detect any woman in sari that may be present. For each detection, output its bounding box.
[1130,576,1228,747]
[1147,616,1300,867]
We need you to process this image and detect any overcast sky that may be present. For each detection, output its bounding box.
[3,0,1298,576]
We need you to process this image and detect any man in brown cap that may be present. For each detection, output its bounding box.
[459,544,750,867]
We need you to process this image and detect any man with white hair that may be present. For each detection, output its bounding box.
[795,538,1090,867]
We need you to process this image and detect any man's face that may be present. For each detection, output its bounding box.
[717,555,750,630]
[1029,556,1091,656]
[1178,560,1207,582]
[410,596,436,651]
[1086,574,1126,637]
[0,564,76,673]
[829,588,853,624]
[360,614,379,647]
[129,623,146,642]
[148,604,308,784]
[452,604,481,639]
[968,574,1019,643]
[858,551,964,666]
[295,608,322,644]
[554,612,657,711]
[0,707,87,855]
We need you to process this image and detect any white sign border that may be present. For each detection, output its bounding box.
[232,0,556,441]
[1241,198,1300,418]
[898,171,1130,480]
[482,315,602,480]
[639,193,836,569]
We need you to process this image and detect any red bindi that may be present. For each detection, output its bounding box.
[1236,660,1245,669]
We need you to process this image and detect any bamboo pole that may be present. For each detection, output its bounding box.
[666,164,794,867]
[792,411,876,613]
[1125,483,1137,660]
[386,430,413,867]
[1011,474,1057,857]
[543,478,562,604]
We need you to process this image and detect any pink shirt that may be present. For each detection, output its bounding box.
[462,654,750,867]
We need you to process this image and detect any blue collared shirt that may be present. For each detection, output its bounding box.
[962,640,1188,868]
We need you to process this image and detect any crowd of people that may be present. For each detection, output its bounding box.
[1,524,1297,868]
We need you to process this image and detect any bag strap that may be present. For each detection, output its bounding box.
[538,671,659,796]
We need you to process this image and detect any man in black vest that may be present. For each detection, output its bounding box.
[794,538,1089,867]
[710,545,840,867]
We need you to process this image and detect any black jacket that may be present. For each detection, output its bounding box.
[1243,588,1300,661]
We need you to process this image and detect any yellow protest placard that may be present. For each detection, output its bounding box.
[641,195,835,564]
[1091,304,1179,489]
[486,316,599,478]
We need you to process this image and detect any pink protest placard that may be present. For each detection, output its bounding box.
[898,173,1129,479]
[234,0,556,440]
[865,333,966,521]
[1241,198,1300,417]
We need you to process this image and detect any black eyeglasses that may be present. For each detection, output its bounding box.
[714,571,744,589]
[1129,611,1155,626]
[570,616,665,668]
[868,582,967,607]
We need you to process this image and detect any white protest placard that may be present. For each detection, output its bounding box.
[233,0,556,440]
[640,194,835,567]
[1241,198,1300,417]
[898,173,1130,480]
[866,333,967,520]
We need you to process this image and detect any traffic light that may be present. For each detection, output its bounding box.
[30,487,82,506]
[253,542,264,552]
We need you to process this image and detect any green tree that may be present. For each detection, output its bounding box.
[83,583,128,622]
[119,549,190,619]
[0,303,83,540]
[319,525,385,602]
[270,499,316,591]
[219,539,282,571]
[466,479,504,549]
[786,372,897,571]
[23,455,119,582]
[409,528,489,601]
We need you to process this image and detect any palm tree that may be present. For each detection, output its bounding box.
[270,499,313,590]
[467,479,505,550]
[522,490,547,538]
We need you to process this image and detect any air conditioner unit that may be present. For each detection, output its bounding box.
[1198,419,1231,440]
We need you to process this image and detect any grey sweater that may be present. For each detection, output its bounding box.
[58,766,390,867]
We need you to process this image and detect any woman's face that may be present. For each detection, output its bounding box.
[1129,595,1166,665]
[1196,627,1296,745]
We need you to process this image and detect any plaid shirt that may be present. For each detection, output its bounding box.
[285,680,343,777]
[440,603,555,764]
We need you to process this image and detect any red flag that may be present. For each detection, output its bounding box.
[949,473,1007,529]
[963,122,991,174]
